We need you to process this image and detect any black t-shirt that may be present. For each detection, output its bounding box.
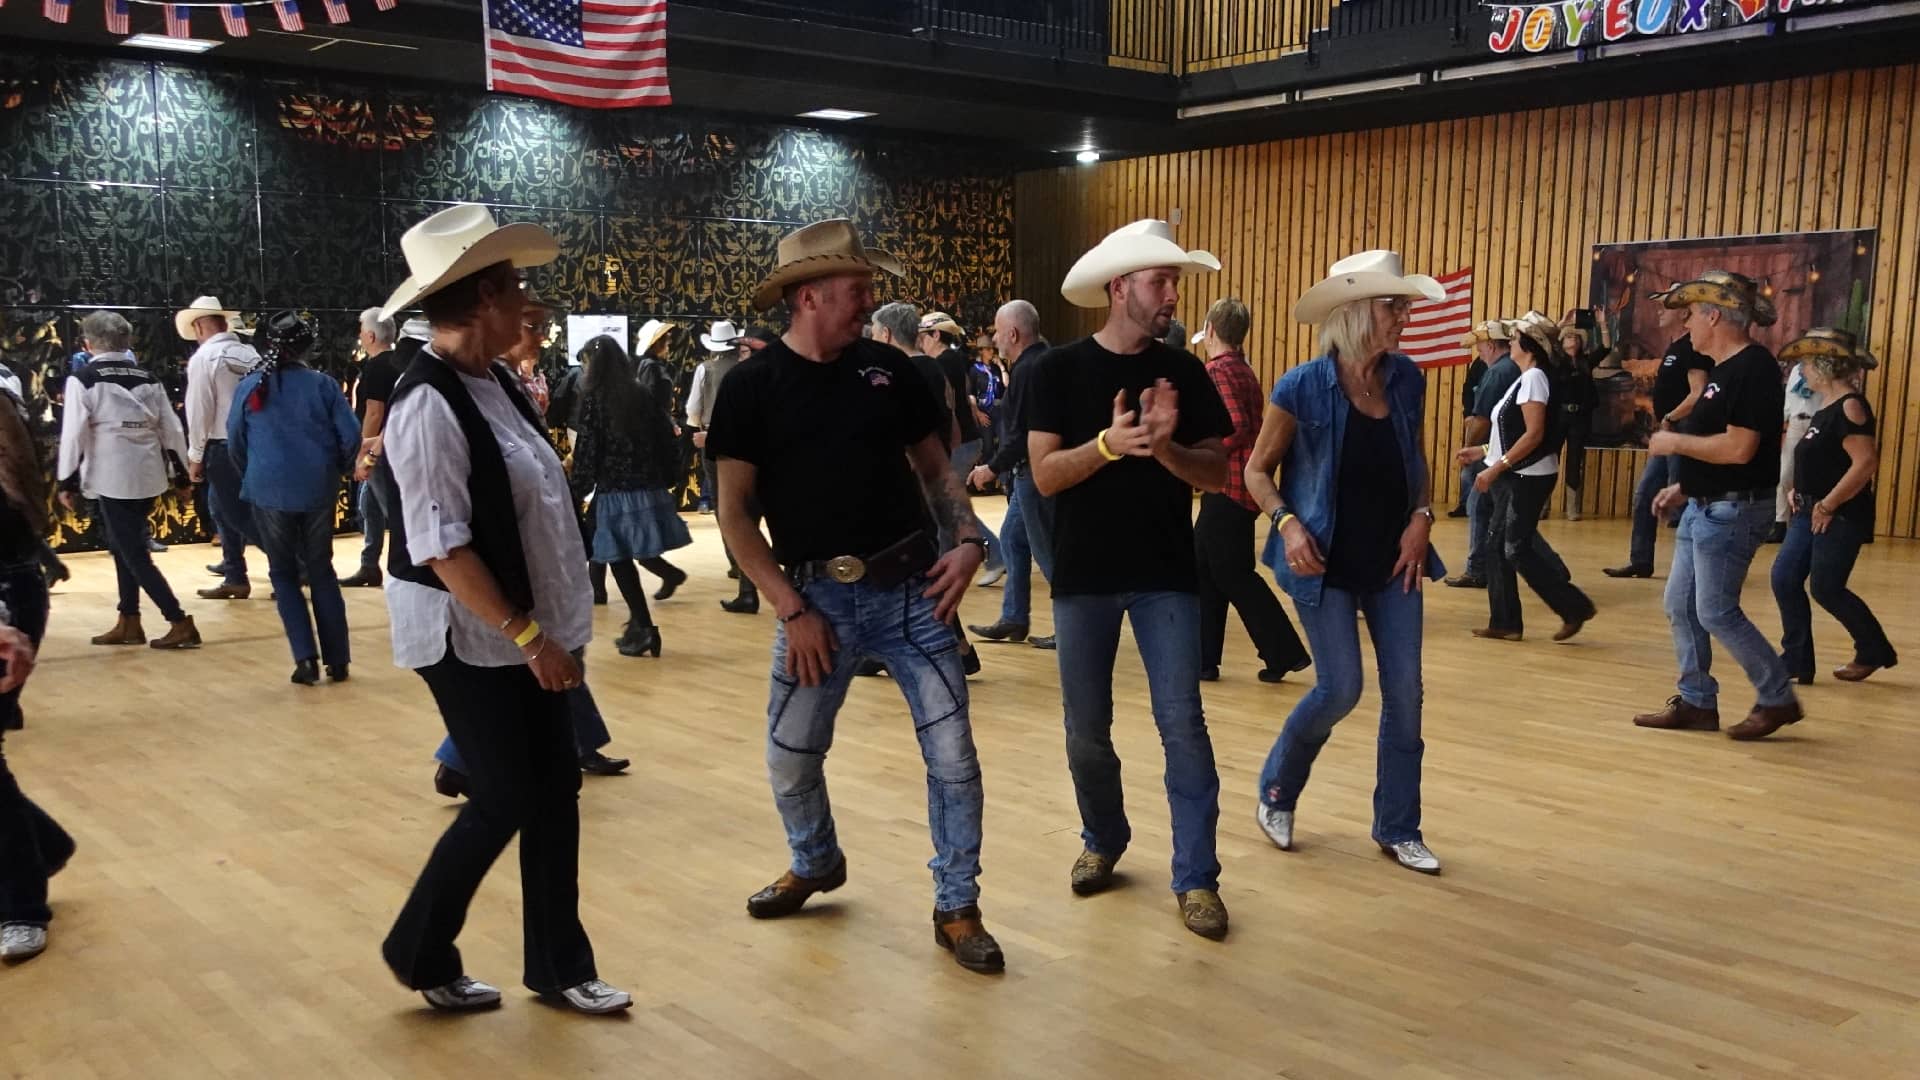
[1325,406,1408,592]
[1651,334,1713,419]
[909,352,955,450]
[705,337,940,565]
[355,350,401,423]
[935,347,981,443]
[1793,393,1876,530]
[1025,336,1233,596]
[1676,344,1784,497]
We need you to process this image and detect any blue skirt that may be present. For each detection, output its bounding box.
[591,488,691,563]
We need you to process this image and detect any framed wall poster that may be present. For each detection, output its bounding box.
[1585,229,1876,449]
[565,313,629,363]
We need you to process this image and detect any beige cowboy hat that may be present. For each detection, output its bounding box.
[1458,318,1511,349]
[634,318,676,357]
[1061,219,1220,309]
[1508,311,1562,358]
[918,311,965,338]
[379,203,559,322]
[1650,269,1778,327]
[1294,250,1445,324]
[700,319,743,352]
[752,219,902,311]
[1779,326,1878,370]
[175,295,241,341]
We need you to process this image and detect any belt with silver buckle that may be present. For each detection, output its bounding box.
[790,554,867,586]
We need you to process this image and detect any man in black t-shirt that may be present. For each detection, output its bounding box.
[705,219,1002,975]
[1605,312,1712,578]
[1031,219,1233,941]
[340,308,402,588]
[1632,271,1801,741]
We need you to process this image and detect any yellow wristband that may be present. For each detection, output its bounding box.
[1095,428,1122,462]
[513,619,542,648]
[1276,512,1297,531]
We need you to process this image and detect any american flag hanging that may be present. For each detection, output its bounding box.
[164,3,190,36]
[274,0,304,30]
[1399,267,1476,368]
[484,0,672,110]
[221,3,249,35]
[104,0,128,32]
[43,0,71,24]
[375,0,395,8]
[322,0,348,23]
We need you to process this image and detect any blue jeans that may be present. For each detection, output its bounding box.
[202,441,250,584]
[358,478,387,572]
[1770,509,1896,675]
[435,649,611,771]
[1258,582,1425,844]
[252,507,350,667]
[948,440,1002,570]
[1627,454,1677,569]
[1053,591,1219,893]
[1665,498,1795,710]
[95,496,185,623]
[997,467,1055,625]
[765,575,983,910]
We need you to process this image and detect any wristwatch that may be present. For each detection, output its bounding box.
[958,536,989,553]
[1411,505,1435,523]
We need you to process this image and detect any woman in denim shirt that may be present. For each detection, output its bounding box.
[1243,251,1448,876]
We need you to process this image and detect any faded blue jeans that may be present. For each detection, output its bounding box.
[435,648,611,771]
[1626,454,1678,570]
[1665,497,1795,710]
[997,466,1055,626]
[765,574,983,910]
[1053,590,1220,893]
[1258,582,1425,845]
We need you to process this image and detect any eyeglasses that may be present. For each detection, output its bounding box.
[1374,298,1412,314]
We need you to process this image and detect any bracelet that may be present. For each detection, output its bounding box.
[513,619,543,648]
[780,604,810,623]
[526,634,547,663]
[1095,428,1122,462]
[1274,512,1297,532]
[497,613,516,633]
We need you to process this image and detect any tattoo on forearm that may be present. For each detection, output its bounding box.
[924,469,980,539]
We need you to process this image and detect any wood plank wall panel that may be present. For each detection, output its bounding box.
[1014,64,1920,537]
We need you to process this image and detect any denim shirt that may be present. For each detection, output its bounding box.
[1259,352,1446,607]
[227,366,362,513]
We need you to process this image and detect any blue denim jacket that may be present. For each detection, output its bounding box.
[227,366,362,513]
[1259,352,1446,607]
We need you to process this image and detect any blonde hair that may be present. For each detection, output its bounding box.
[1808,349,1878,383]
[1317,299,1380,363]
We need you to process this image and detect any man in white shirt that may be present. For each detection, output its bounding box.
[177,296,261,599]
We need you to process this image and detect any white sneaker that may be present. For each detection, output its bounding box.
[975,566,1006,588]
[422,975,501,1011]
[1256,803,1293,850]
[1380,840,1442,875]
[555,978,632,1014]
[1,922,47,961]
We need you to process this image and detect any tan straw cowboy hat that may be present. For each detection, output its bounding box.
[918,311,965,338]
[751,219,902,311]
[633,318,676,357]
[1294,250,1445,324]
[1508,311,1562,358]
[174,295,242,341]
[1060,219,1220,309]
[1779,326,1877,370]
[1458,318,1511,349]
[380,203,559,322]
[1649,269,1778,327]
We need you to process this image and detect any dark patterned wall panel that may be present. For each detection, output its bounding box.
[606,214,696,310]
[0,57,156,185]
[254,78,390,198]
[0,183,62,307]
[259,194,385,310]
[156,64,253,191]
[690,217,787,314]
[58,184,168,307]
[492,206,602,313]
[162,190,263,309]
[386,91,599,208]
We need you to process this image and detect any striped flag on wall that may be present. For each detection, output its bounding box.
[43,0,71,24]
[105,0,128,32]
[274,0,304,30]
[375,0,395,8]
[322,0,348,23]
[221,4,249,34]
[163,3,189,36]
[484,0,672,110]
[1400,267,1476,368]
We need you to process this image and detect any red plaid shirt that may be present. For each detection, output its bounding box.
[1206,351,1265,512]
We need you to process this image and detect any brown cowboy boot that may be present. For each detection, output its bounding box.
[149,616,202,650]
[745,855,847,919]
[1178,889,1229,940]
[90,615,146,646]
[1070,850,1117,896]
[933,906,1005,974]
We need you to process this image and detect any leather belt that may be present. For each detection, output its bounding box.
[790,555,870,586]
[1690,487,1775,504]
[786,531,938,591]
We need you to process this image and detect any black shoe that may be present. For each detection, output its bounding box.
[1443,574,1487,589]
[1602,564,1654,579]
[339,567,382,588]
[434,764,468,799]
[206,563,228,577]
[967,620,1029,643]
[855,659,888,678]
[617,624,662,658]
[593,590,608,606]
[962,649,981,677]
[1029,634,1056,651]
[727,567,740,580]
[147,539,167,553]
[652,567,688,601]
[1765,522,1788,544]
[720,595,759,615]
[290,658,320,686]
[326,663,350,683]
[1199,666,1219,682]
[579,749,630,775]
[1446,506,1468,518]
[1257,663,1303,683]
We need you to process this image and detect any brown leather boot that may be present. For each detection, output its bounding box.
[1177,889,1229,940]
[1070,850,1117,896]
[1832,662,1885,683]
[1632,696,1719,731]
[933,905,1005,973]
[745,855,847,919]
[1472,627,1523,641]
[1726,700,1803,741]
[90,615,146,646]
[196,582,250,601]
[149,616,202,650]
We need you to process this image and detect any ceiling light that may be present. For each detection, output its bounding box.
[798,108,875,121]
[1434,52,1580,82]
[1789,0,1920,30]
[1295,73,1424,102]
[123,33,221,53]
[1076,150,1100,164]
[1177,91,1294,119]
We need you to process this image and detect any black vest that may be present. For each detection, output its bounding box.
[1494,367,1570,472]
[374,350,546,612]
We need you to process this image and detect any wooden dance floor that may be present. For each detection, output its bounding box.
[4,506,1916,1079]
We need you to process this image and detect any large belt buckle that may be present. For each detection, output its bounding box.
[826,555,866,584]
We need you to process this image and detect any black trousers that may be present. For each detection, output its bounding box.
[0,570,71,926]
[1562,411,1590,494]
[383,650,596,994]
[1193,493,1309,671]
[1487,472,1594,635]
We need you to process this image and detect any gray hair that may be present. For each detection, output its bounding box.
[1317,299,1381,364]
[996,299,1039,339]
[1697,302,1752,330]
[359,306,396,347]
[81,310,133,352]
[871,301,921,350]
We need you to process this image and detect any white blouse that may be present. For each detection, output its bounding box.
[381,353,592,669]
[1487,366,1560,478]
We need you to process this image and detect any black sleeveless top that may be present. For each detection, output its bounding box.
[1793,392,1876,530]
[1325,404,1407,593]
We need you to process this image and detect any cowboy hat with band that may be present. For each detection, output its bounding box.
[1459,318,1511,350]
[700,319,744,352]
[1648,269,1778,327]
[175,295,242,341]
[1293,250,1445,324]
[633,318,676,357]
[1060,219,1219,309]
[751,219,902,311]
[380,203,558,322]
[1780,326,1879,372]
[918,311,965,339]
[1508,311,1563,359]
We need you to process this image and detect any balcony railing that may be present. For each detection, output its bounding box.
[673,0,1114,58]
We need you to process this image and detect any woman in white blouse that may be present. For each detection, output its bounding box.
[372,204,629,1016]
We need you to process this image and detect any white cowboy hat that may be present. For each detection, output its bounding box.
[379,203,558,322]
[398,317,432,342]
[174,295,241,341]
[1293,250,1445,324]
[700,319,743,352]
[752,219,903,311]
[1060,219,1220,309]
[634,318,676,357]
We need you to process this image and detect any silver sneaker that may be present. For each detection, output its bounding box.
[555,979,632,1015]
[422,976,501,1011]
[0,922,47,962]
[1256,803,1293,850]
[1381,840,1442,875]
